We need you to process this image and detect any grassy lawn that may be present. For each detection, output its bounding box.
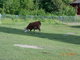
[0,22,80,60]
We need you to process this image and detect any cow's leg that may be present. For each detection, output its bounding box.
[38,28,41,31]
[30,29,32,31]
[35,26,40,31]
[39,28,41,31]
[33,29,35,31]
[37,26,41,31]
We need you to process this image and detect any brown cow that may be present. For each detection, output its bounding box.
[24,21,41,32]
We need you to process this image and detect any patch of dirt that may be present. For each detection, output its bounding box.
[64,32,76,36]
[64,23,80,25]
[14,44,43,49]
[60,53,78,56]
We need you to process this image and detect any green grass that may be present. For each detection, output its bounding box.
[0,22,80,60]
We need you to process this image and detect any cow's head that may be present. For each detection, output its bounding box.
[24,28,29,32]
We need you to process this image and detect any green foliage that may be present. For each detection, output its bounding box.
[20,0,34,9]
[0,8,2,13]
[30,9,45,15]
[19,9,45,15]
[0,0,76,16]
[62,6,76,16]
[62,0,73,4]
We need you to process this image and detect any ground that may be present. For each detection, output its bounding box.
[0,23,80,60]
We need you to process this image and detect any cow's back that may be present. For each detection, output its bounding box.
[33,21,41,26]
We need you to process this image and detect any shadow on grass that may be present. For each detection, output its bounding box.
[0,26,80,45]
[71,25,80,28]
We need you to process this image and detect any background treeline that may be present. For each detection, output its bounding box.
[0,0,76,16]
